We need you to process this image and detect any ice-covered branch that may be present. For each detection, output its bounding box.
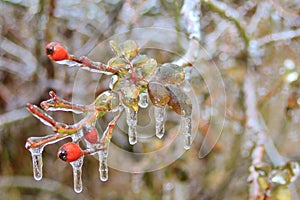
[173,0,201,67]
[203,0,249,47]
[254,28,300,47]
[243,70,267,199]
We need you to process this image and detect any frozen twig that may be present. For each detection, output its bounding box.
[244,70,266,200]
[203,0,249,47]
[173,0,201,67]
[254,28,300,47]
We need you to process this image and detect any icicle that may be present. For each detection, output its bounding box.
[125,107,137,145]
[154,106,166,139]
[138,92,148,108]
[98,148,109,182]
[70,156,84,193]
[25,135,68,181]
[28,147,44,181]
[131,173,143,193]
[182,115,192,150]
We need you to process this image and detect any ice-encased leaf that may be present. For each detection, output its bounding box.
[108,57,128,68]
[284,161,300,182]
[121,84,139,111]
[132,55,157,79]
[271,169,291,185]
[94,91,120,112]
[132,55,149,67]
[148,82,171,107]
[121,40,139,60]
[257,175,269,190]
[270,185,292,200]
[107,57,129,76]
[156,63,185,84]
[109,40,122,56]
[166,85,192,116]
[254,162,272,177]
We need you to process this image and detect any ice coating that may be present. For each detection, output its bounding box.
[125,107,138,145]
[29,147,44,181]
[70,156,84,193]
[138,92,149,108]
[154,106,166,139]
[182,115,192,150]
[98,149,109,181]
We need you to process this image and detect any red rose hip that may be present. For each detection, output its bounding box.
[57,142,83,162]
[46,42,69,61]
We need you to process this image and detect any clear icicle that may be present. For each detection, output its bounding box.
[182,115,192,150]
[125,107,138,145]
[70,156,84,193]
[138,92,148,108]
[98,148,109,182]
[29,147,44,181]
[154,106,166,139]
[131,173,144,193]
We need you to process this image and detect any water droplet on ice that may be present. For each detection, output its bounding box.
[138,92,148,108]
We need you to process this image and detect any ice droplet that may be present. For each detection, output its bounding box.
[162,182,174,200]
[98,149,109,182]
[154,106,166,139]
[138,92,148,108]
[182,115,192,150]
[70,156,84,193]
[125,107,137,145]
[29,147,44,181]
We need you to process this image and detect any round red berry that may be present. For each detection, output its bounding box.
[83,127,99,144]
[45,42,69,61]
[57,142,83,162]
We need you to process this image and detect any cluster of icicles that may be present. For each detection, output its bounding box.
[25,40,193,193]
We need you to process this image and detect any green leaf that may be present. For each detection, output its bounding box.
[109,40,122,56]
[121,40,139,60]
[257,175,269,190]
[121,84,139,111]
[254,162,271,176]
[148,82,170,107]
[93,91,119,111]
[270,185,292,200]
[156,63,185,84]
[166,85,192,116]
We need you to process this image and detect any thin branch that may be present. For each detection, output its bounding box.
[173,0,201,67]
[203,0,250,47]
[254,28,300,47]
[244,69,267,200]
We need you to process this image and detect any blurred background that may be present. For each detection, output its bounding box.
[1,0,300,199]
